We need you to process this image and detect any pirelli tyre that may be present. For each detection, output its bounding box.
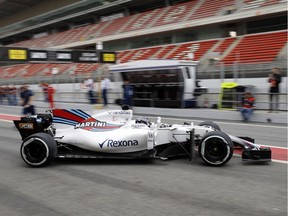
[199,131,233,166]
[198,121,221,131]
[20,132,57,167]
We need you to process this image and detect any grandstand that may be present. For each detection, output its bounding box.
[0,0,286,83]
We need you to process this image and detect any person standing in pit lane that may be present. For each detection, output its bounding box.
[123,80,134,107]
[47,84,56,109]
[268,67,281,112]
[101,75,111,106]
[82,76,96,104]
[20,84,35,116]
[240,91,255,122]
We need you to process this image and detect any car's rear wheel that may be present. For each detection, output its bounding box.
[198,131,233,166]
[20,132,57,167]
[198,121,221,131]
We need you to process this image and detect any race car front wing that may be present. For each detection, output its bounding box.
[242,147,271,161]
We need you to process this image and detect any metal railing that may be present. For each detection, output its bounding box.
[1,90,286,112]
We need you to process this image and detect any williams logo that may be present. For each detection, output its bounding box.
[99,139,138,149]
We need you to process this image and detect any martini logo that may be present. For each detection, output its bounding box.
[99,139,138,148]
[74,120,106,129]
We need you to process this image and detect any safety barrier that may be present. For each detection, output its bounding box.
[1,90,286,112]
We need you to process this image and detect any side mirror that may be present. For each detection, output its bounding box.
[121,104,130,110]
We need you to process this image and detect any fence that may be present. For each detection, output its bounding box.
[1,89,286,112]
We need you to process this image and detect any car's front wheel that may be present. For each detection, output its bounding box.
[198,131,233,166]
[20,132,57,167]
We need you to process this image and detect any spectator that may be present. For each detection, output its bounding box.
[47,84,56,109]
[268,67,281,112]
[0,86,4,104]
[82,76,95,104]
[1,86,8,104]
[39,82,49,102]
[123,80,134,106]
[8,84,18,106]
[20,84,35,116]
[240,92,255,122]
[101,75,110,106]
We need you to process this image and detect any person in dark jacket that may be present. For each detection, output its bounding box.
[20,84,35,116]
[268,67,281,112]
[123,80,133,106]
[240,92,255,122]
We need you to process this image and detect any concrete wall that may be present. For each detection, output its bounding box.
[0,0,82,28]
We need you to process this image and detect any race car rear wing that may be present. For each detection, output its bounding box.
[13,114,53,140]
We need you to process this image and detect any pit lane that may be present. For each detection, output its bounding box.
[0,109,287,216]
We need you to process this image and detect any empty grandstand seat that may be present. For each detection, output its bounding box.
[221,31,287,64]
[120,9,161,33]
[116,50,131,63]
[214,37,237,54]
[166,39,218,60]
[188,0,236,20]
[152,45,177,59]
[151,1,198,27]
[22,64,48,77]
[42,63,72,76]
[243,0,281,9]
[129,47,161,61]
[1,65,23,78]
[73,63,99,75]
[99,15,139,37]
[118,50,141,63]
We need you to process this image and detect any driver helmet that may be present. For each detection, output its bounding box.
[135,116,151,127]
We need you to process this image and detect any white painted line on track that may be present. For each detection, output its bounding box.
[0,119,14,123]
[272,159,288,164]
[260,144,288,149]
[0,113,20,117]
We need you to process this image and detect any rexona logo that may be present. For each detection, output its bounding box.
[74,120,106,129]
[99,138,138,149]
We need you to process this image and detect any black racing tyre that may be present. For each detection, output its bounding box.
[20,132,57,167]
[198,121,221,131]
[198,131,233,166]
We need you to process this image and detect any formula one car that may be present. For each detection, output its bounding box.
[13,105,271,167]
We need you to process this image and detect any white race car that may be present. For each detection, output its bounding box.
[14,105,271,167]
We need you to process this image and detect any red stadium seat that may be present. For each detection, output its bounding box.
[151,1,198,27]
[188,0,236,20]
[221,31,287,64]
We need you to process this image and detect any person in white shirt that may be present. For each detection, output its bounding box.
[101,76,110,106]
[83,76,95,104]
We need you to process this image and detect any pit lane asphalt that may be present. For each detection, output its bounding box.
[0,106,287,216]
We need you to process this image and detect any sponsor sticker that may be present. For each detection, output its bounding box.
[74,121,106,129]
[99,139,138,149]
[108,111,131,115]
[147,131,154,149]
[19,123,34,129]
